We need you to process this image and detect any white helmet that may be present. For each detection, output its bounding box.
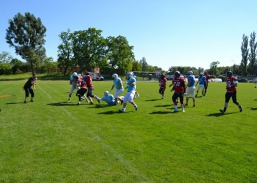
[112,73,118,79]
[188,71,193,75]
[126,72,134,78]
[104,91,109,96]
[73,72,78,78]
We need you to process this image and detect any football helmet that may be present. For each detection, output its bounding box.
[227,71,233,77]
[104,91,109,96]
[174,71,180,78]
[188,71,193,75]
[112,73,118,79]
[126,72,134,79]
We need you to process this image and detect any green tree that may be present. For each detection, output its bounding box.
[106,35,134,74]
[0,51,13,64]
[140,57,148,71]
[10,58,27,74]
[71,28,106,71]
[240,34,249,76]
[248,32,257,76]
[6,12,47,74]
[209,61,220,75]
[132,60,142,71]
[57,29,74,76]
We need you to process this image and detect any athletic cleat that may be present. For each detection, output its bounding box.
[30,99,33,102]
[185,104,188,106]
[97,98,100,104]
[220,109,224,114]
[77,101,81,105]
[182,108,185,112]
[68,98,71,103]
[174,108,178,112]
[90,102,93,105]
[24,101,27,103]
[193,104,195,107]
[239,106,243,112]
[119,109,125,113]
[134,105,138,111]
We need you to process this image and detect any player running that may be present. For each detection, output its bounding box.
[110,73,124,105]
[185,71,196,107]
[220,71,243,114]
[171,71,186,112]
[195,72,206,97]
[159,74,168,99]
[119,72,138,112]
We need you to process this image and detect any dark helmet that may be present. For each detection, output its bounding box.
[227,71,233,77]
[174,71,180,78]
[160,74,165,79]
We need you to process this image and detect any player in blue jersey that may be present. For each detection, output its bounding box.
[185,71,196,107]
[110,73,124,105]
[119,72,138,112]
[195,72,206,97]
[98,91,124,106]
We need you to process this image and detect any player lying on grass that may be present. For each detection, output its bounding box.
[97,91,124,106]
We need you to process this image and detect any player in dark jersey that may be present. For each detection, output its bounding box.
[159,74,168,99]
[76,77,88,105]
[83,72,100,105]
[171,71,186,112]
[220,71,243,114]
[23,73,37,103]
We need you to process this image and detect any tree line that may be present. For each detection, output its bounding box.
[1,12,257,77]
[1,12,160,76]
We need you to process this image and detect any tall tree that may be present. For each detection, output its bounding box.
[248,32,257,76]
[209,61,220,75]
[0,51,13,64]
[240,34,249,76]
[106,35,134,74]
[140,57,148,71]
[71,28,106,71]
[6,12,47,74]
[57,29,74,76]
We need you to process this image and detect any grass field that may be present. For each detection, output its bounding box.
[0,79,257,182]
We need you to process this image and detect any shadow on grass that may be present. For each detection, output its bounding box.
[206,111,236,117]
[155,104,171,107]
[47,102,79,106]
[6,102,24,105]
[250,107,257,110]
[150,111,174,114]
[145,99,162,102]
[89,104,111,108]
[97,110,133,114]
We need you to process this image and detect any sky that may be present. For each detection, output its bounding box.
[1,0,257,71]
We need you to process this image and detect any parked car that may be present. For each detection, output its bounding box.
[209,78,222,82]
[238,78,248,83]
[249,78,257,83]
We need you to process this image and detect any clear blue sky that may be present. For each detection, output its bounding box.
[1,0,257,71]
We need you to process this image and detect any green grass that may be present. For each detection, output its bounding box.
[0,80,257,182]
